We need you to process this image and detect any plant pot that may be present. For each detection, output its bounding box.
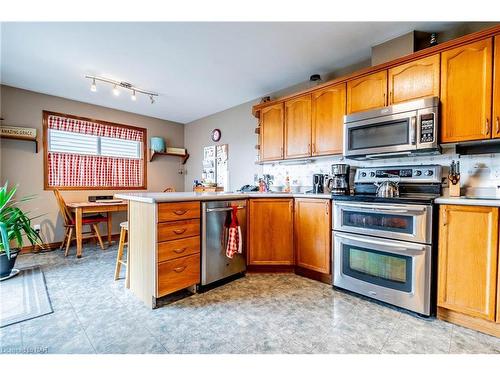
[0,249,19,278]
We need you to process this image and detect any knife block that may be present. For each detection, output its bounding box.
[449,182,461,197]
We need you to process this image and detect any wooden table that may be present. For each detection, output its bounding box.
[66,201,128,258]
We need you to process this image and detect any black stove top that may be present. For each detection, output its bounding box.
[332,193,439,205]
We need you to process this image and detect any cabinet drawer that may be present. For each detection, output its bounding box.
[157,254,200,297]
[158,201,200,222]
[158,219,200,241]
[157,236,200,262]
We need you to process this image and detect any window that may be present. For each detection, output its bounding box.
[43,111,147,190]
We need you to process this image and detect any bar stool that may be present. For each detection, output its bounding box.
[114,221,129,288]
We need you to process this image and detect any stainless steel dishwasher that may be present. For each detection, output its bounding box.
[201,200,247,287]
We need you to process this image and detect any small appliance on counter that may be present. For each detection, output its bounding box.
[312,174,324,194]
[330,164,350,195]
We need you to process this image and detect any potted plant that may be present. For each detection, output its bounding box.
[0,182,44,278]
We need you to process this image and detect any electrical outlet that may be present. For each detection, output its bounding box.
[33,224,41,232]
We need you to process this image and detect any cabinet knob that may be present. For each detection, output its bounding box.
[173,228,187,235]
[173,266,187,273]
[173,247,187,254]
[173,210,188,216]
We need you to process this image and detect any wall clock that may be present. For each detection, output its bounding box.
[211,128,221,142]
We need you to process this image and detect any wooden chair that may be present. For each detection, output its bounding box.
[114,221,129,288]
[53,190,107,257]
[163,187,176,192]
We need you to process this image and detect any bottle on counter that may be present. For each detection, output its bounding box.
[284,173,291,193]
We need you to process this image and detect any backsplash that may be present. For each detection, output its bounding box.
[261,147,500,194]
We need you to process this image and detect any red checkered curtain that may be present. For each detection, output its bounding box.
[46,114,145,189]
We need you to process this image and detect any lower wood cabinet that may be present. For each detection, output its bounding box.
[294,198,331,274]
[248,199,294,265]
[157,253,200,297]
[437,204,500,336]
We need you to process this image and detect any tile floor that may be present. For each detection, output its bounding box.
[1,244,500,354]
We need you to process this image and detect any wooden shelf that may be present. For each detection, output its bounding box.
[149,149,189,164]
[0,135,38,153]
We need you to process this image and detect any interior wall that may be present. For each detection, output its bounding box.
[0,85,185,245]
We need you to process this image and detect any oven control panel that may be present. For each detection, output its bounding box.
[356,165,442,184]
[419,113,435,143]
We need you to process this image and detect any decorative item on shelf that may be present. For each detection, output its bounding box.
[150,137,166,153]
[0,124,39,153]
[85,75,158,104]
[260,96,271,104]
[309,74,322,87]
[430,33,438,46]
[254,127,260,134]
[211,128,221,142]
[448,160,461,197]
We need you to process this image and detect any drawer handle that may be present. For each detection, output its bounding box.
[173,266,187,273]
[173,247,187,254]
[173,228,187,235]
[173,210,188,215]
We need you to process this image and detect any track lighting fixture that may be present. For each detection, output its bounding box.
[85,75,158,104]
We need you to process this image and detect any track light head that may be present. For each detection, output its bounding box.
[90,78,97,92]
[112,84,120,96]
[150,95,155,104]
[131,90,137,101]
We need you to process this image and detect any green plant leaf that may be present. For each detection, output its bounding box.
[0,221,10,258]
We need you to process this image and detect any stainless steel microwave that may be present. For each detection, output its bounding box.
[343,97,440,160]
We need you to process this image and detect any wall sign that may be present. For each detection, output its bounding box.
[0,125,37,140]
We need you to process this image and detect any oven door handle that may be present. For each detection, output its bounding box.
[334,232,428,254]
[334,202,427,214]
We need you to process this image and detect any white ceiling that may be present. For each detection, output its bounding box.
[1,22,463,124]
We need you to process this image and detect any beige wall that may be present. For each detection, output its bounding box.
[0,85,185,245]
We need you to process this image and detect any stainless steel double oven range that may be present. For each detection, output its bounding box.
[332,165,442,316]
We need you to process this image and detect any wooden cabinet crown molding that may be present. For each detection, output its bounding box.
[252,24,500,118]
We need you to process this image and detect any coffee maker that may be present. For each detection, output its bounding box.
[331,164,350,195]
[312,174,324,194]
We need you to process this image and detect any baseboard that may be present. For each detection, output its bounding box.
[20,233,122,254]
[294,266,332,285]
[437,307,500,338]
[246,264,295,273]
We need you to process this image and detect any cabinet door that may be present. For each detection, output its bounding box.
[294,199,331,274]
[285,95,312,158]
[388,54,440,104]
[440,38,493,143]
[248,199,294,265]
[347,70,387,114]
[437,205,499,321]
[260,103,284,161]
[312,83,346,156]
[493,35,500,139]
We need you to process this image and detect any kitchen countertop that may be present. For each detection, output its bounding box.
[434,196,500,207]
[115,191,332,203]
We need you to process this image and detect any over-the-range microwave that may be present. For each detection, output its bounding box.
[343,96,440,160]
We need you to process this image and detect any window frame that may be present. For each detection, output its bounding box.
[43,110,147,191]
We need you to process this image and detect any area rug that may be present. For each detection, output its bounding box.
[0,266,53,328]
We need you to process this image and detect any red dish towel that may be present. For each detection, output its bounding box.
[226,205,242,259]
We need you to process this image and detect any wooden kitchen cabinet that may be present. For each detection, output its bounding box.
[294,199,331,274]
[437,205,499,322]
[440,38,493,143]
[347,70,387,114]
[493,35,500,139]
[248,199,294,265]
[284,94,312,158]
[260,103,284,161]
[311,83,346,156]
[388,54,440,104]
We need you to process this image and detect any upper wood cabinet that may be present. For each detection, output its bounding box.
[284,94,312,158]
[294,199,331,274]
[437,205,499,321]
[347,70,387,114]
[493,35,500,139]
[260,103,284,161]
[440,38,493,143]
[311,83,346,156]
[248,199,294,266]
[388,54,440,104]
